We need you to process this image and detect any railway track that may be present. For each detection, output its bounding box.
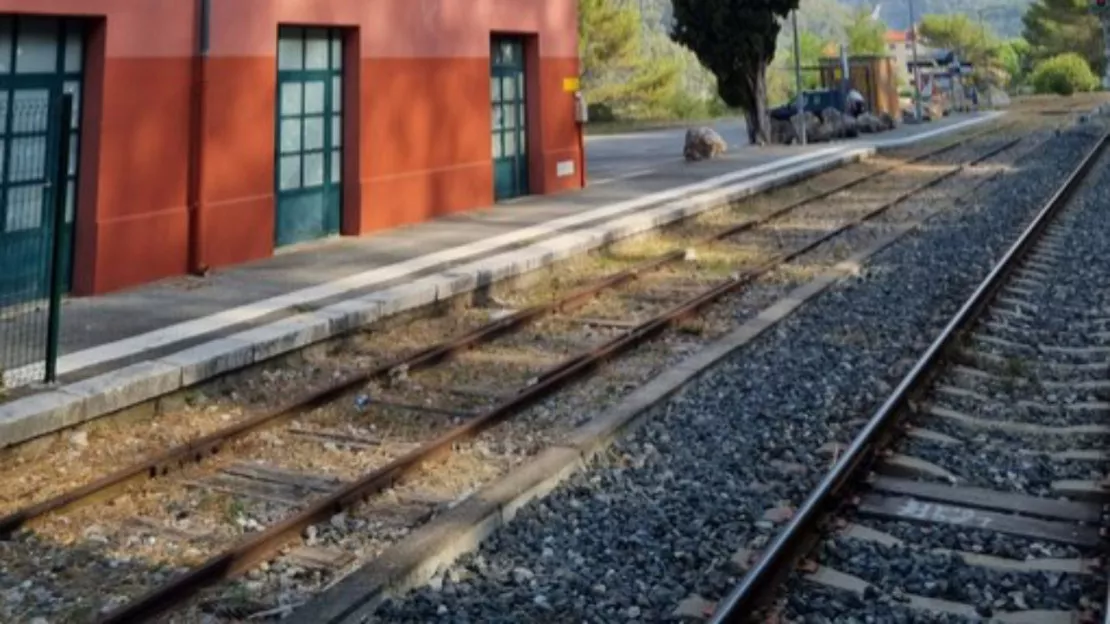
[0,121,1045,623]
[710,128,1110,622]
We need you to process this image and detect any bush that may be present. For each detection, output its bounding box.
[1031,53,1099,96]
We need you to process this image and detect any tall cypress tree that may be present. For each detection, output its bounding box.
[671,0,798,145]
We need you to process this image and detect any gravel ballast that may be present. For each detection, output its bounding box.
[367,123,1106,622]
[785,124,1110,620]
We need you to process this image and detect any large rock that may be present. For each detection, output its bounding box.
[856,112,883,133]
[985,86,1011,108]
[815,108,846,140]
[843,115,859,138]
[770,118,793,145]
[683,127,728,161]
[878,111,897,131]
[791,112,821,143]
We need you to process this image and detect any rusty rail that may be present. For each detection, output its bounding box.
[706,131,1110,623]
[97,131,1023,623]
[0,124,1004,541]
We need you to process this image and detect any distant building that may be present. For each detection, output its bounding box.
[884,28,934,83]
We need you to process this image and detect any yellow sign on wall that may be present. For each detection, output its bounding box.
[563,77,581,93]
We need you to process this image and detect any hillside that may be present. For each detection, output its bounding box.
[810,0,1029,38]
[640,0,1029,40]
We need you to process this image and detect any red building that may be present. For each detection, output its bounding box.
[0,0,582,298]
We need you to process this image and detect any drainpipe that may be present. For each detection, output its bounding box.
[187,0,210,276]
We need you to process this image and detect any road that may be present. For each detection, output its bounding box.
[584,118,749,183]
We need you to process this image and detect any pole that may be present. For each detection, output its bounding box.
[45,93,73,384]
[908,0,923,121]
[792,10,806,145]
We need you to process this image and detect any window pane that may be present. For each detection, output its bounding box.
[520,128,527,155]
[64,26,82,72]
[500,42,515,65]
[63,81,81,128]
[305,28,329,69]
[67,132,78,176]
[280,82,302,116]
[517,74,526,103]
[304,116,324,151]
[330,34,342,70]
[0,91,8,134]
[490,77,501,102]
[303,152,324,187]
[9,136,46,182]
[278,32,304,70]
[331,116,342,147]
[280,119,302,154]
[6,184,44,231]
[491,133,502,159]
[304,81,325,114]
[0,18,12,74]
[279,155,301,190]
[504,131,517,157]
[331,76,341,112]
[65,179,75,223]
[491,106,502,131]
[330,150,341,183]
[15,18,59,74]
[12,89,49,133]
[505,105,516,130]
[503,77,515,101]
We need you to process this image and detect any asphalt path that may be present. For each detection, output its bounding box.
[584,118,749,183]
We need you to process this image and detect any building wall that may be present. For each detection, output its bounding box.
[0,0,581,294]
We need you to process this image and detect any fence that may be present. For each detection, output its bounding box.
[0,93,73,390]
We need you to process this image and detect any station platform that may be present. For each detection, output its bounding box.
[0,112,999,448]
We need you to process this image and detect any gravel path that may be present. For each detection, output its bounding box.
[369,124,1106,622]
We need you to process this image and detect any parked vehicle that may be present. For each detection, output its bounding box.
[770,89,847,121]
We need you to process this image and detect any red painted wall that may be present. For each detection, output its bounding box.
[0,0,581,294]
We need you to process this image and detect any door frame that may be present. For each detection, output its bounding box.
[273,25,345,248]
[489,34,533,202]
[0,15,85,305]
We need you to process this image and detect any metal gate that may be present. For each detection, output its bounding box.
[490,37,529,201]
[275,26,343,248]
[0,16,83,307]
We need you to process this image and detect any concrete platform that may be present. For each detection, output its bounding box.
[0,113,998,448]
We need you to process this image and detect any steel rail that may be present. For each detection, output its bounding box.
[98,132,1024,624]
[0,125,1005,540]
[708,130,1110,624]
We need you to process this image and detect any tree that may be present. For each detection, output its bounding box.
[1031,52,1100,95]
[846,7,887,56]
[999,38,1032,87]
[578,0,682,120]
[919,14,1007,87]
[1022,0,1105,78]
[671,0,799,145]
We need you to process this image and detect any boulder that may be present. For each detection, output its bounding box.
[770,118,794,145]
[791,112,821,143]
[878,111,897,131]
[816,108,846,140]
[683,127,728,161]
[856,112,883,133]
[985,86,1011,108]
[843,115,859,138]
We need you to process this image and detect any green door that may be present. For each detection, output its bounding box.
[0,16,83,307]
[275,27,343,248]
[490,37,528,201]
